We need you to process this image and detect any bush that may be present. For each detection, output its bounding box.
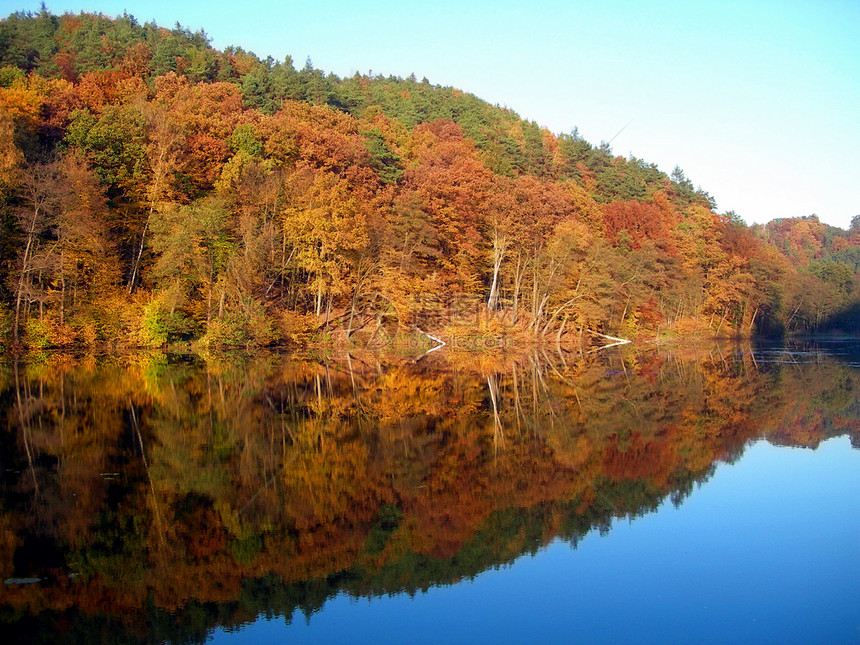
[138,299,168,346]
[24,317,54,348]
[202,299,279,348]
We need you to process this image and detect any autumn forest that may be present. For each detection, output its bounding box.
[1,9,859,351]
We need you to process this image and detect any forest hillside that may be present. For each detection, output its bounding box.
[1,9,858,349]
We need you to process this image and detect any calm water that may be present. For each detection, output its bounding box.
[1,341,858,644]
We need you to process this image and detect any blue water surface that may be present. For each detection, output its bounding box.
[212,437,860,644]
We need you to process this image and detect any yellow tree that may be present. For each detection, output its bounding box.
[128,100,185,294]
[0,108,24,188]
[282,170,369,319]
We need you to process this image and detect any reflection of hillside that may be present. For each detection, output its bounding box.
[1,345,859,642]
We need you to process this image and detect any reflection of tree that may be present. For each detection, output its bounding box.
[0,344,859,641]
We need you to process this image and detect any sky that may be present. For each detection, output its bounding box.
[4,0,860,229]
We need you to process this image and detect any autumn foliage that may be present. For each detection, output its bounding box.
[0,9,858,351]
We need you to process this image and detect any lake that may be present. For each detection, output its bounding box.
[1,341,858,644]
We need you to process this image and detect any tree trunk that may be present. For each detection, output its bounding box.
[14,205,40,342]
[619,294,630,330]
[59,247,65,326]
[512,254,524,326]
[323,292,332,327]
[556,315,568,344]
[487,230,506,310]
[715,307,729,336]
[128,212,149,294]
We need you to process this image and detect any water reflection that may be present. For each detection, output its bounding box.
[0,342,858,642]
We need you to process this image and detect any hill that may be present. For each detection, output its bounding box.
[1,8,858,349]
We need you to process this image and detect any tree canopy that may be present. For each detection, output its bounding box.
[1,8,858,350]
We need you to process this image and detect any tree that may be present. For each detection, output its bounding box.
[282,171,368,318]
[65,104,148,197]
[10,160,60,341]
[527,217,601,335]
[128,101,185,294]
[0,106,23,188]
[485,178,515,311]
[53,153,117,328]
[602,198,676,253]
[150,196,234,332]
[362,128,402,185]
[403,120,492,293]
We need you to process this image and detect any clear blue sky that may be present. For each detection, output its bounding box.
[6,0,860,229]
